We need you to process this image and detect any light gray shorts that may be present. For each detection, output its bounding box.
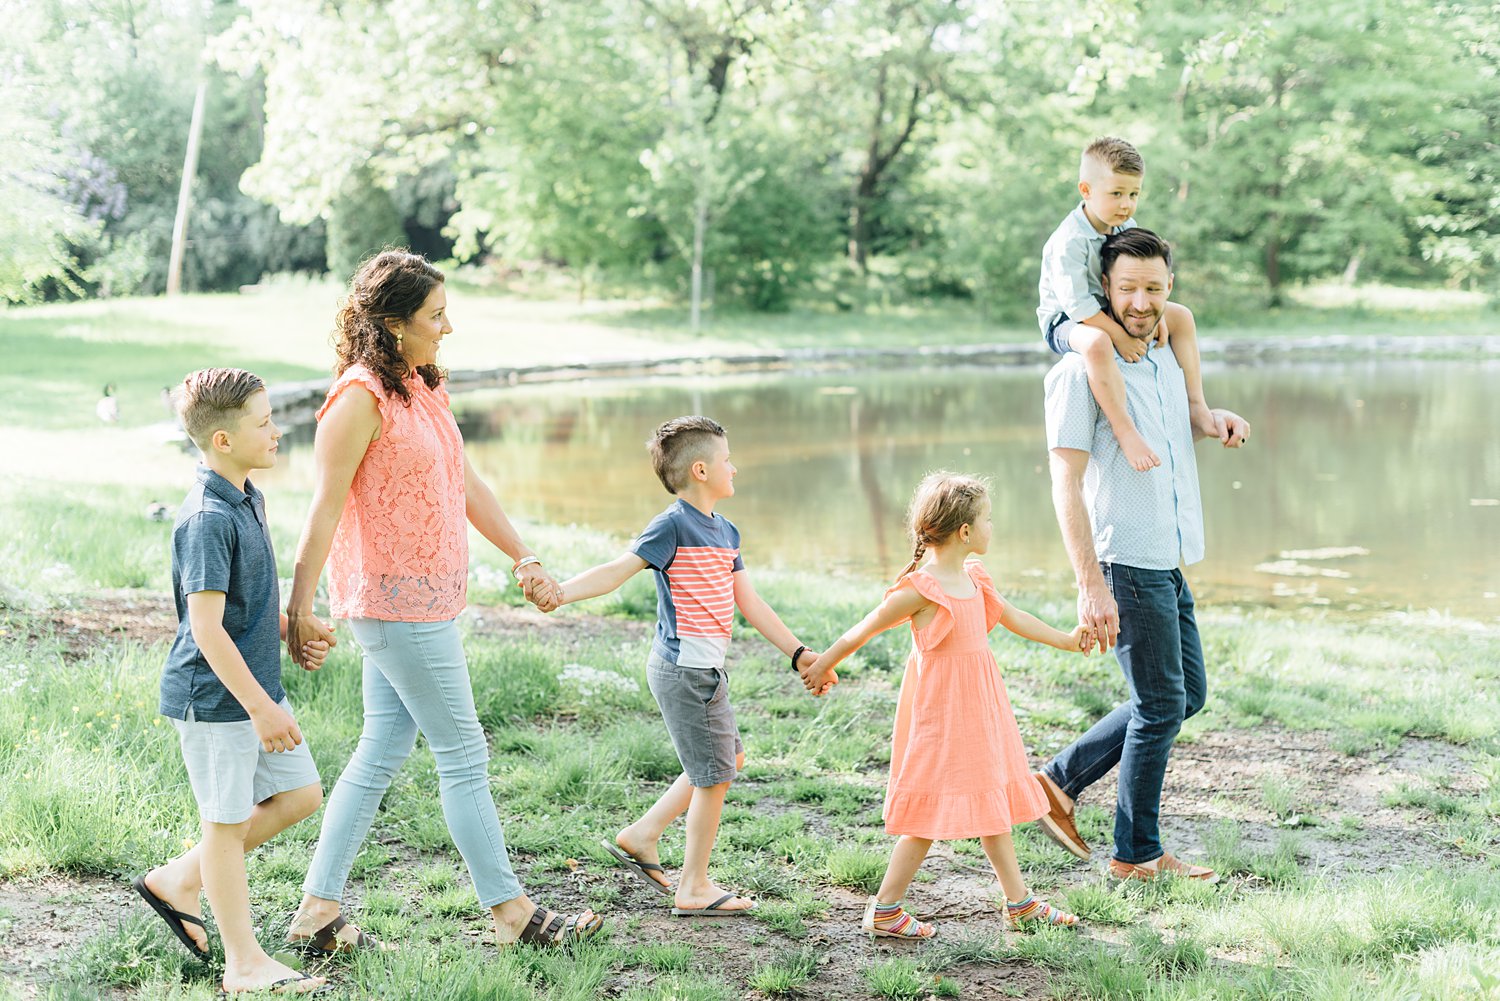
[646,652,743,788]
[171,698,320,824]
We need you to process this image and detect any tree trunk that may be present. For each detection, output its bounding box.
[1265,227,1282,307]
[166,81,207,297]
[1342,248,1364,286]
[848,170,878,274]
[690,191,708,335]
[1264,67,1287,308]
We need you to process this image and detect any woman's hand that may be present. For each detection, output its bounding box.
[519,564,560,612]
[287,609,338,670]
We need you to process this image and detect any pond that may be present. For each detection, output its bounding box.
[265,360,1500,622]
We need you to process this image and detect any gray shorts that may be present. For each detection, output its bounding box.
[171,698,320,824]
[646,652,743,787]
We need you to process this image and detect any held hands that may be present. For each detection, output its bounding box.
[286,610,337,671]
[1066,623,1096,654]
[797,651,837,697]
[1077,579,1120,654]
[520,565,563,613]
[301,638,331,670]
[250,700,303,754]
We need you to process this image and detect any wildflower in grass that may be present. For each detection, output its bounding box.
[2,661,28,695]
[470,564,510,592]
[560,663,639,703]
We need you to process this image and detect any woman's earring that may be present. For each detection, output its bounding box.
[396,332,404,348]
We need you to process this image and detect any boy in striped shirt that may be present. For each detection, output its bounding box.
[545,416,819,916]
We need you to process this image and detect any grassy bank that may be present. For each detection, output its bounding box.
[1,482,1498,999]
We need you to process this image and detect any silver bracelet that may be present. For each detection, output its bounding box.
[511,555,542,581]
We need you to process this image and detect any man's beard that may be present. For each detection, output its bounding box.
[1113,308,1160,341]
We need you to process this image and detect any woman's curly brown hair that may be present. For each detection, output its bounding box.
[333,249,445,403]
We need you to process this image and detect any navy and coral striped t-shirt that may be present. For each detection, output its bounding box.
[631,499,744,669]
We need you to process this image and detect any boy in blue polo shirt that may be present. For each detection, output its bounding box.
[538,416,818,916]
[133,368,331,997]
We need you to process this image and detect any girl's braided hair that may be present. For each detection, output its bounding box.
[896,472,990,581]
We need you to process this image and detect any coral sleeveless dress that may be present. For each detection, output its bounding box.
[883,561,1049,840]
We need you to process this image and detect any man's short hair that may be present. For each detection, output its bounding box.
[1081,136,1144,177]
[1101,228,1173,280]
[178,368,266,450]
[648,416,727,495]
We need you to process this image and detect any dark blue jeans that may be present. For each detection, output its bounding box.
[1043,564,1206,864]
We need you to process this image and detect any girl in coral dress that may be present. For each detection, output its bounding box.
[804,473,1092,938]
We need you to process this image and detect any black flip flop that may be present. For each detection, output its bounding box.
[600,840,672,896]
[670,891,756,917]
[215,973,333,998]
[132,874,210,959]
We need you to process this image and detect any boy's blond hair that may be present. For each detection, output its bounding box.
[1081,136,1144,178]
[178,368,266,451]
[648,416,727,494]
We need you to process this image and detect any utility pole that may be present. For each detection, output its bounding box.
[166,82,207,296]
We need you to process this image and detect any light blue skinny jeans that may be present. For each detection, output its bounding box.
[302,617,523,908]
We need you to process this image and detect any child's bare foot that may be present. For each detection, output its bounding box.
[141,866,209,954]
[672,885,754,915]
[221,957,327,995]
[612,830,671,892]
[1118,429,1161,471]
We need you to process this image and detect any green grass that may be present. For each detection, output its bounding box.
[3,479,1500,998]
[746,945,819,995]
[630,941,694,973]
[864,957,944,1000]
[824,845,888,894]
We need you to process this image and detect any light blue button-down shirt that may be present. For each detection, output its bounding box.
[1037,203,1137,335]
[1043,344,1204,570]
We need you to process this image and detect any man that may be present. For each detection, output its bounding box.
[1035,227,1250,882]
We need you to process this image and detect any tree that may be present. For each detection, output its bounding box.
[0,99,99,302]
[1117,0,1496,302]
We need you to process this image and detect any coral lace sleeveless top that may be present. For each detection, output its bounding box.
[318,365,468,622]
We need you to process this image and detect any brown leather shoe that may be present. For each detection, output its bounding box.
[1108,851,1220,884]
[1033,771,1090,860]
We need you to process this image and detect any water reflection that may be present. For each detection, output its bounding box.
[262,361,1500,621]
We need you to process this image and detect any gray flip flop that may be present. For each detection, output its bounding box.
[600,840,673,896]
[671,891,755,917]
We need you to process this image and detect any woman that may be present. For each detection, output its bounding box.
[284,250,600,950]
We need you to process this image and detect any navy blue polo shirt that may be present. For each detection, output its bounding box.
[159,465,285,722]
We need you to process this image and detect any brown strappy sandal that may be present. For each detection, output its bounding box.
[515,906,605,947]
[288,913,386,958]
